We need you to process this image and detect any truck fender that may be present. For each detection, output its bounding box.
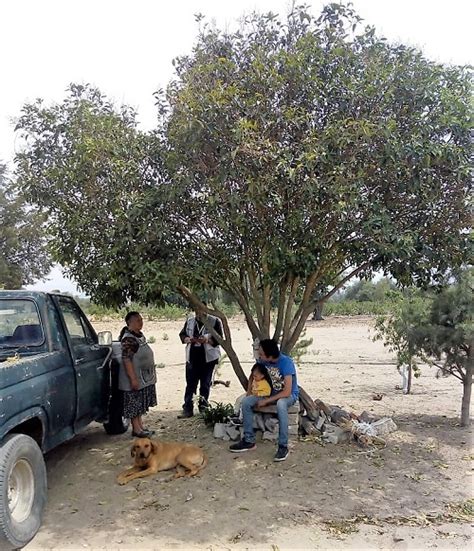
[0,407,47,449]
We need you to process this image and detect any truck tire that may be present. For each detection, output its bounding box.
[103,358,129,435]
[103,406,129,435]
[0,434,47,550]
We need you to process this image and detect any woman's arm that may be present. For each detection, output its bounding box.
[123,358,140,390]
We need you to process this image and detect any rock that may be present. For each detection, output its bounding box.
[315,414,326,431]
[213,423,227,439]
[371,417,397,435]
[359,410,378,423]
[322,423,351,444]
[225,425,241,441]
[262,430,278,441]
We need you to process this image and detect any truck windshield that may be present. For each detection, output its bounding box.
[0,299,44,348]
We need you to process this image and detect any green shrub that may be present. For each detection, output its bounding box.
[201,401,234,426]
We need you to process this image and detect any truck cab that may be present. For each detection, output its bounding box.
[0,291,126,549]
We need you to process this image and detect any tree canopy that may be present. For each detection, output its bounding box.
[0,163,51,288]
[14,4,472,387]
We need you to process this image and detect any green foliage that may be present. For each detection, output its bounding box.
[292,328,313,366]
[325,299,398,316]
[13,5,472,388]
[85,301,187,321]
[374,293,431,378]
[200,401,234,426]
[0,163,52,288]
[162,333,169,341]
[344,278,397,302]
[375,271,473,425]
[147,336,156,344]
[14,84,166,305]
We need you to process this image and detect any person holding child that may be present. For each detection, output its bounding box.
[230,363,273,425]
[229,338,299,461]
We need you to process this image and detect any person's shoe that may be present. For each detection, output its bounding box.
[142,428,155,436]
[229,439,256,453]
[228,416,243,426]
[177,410,193,419]
[273,445,289,462]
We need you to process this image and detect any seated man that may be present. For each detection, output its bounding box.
[229,338,299,462]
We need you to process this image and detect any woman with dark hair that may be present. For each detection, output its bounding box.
[118,311,157,437]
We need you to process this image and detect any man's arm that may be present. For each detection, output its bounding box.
[206,317,223,347]
[179,321,191,344]
[256,375,292,406]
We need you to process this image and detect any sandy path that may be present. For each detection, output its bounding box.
[25,317,472,550]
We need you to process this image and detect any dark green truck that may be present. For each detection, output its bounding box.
[0,291,126,549]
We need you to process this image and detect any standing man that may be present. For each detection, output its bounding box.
[178,303,223,418]
[229,338,299,461]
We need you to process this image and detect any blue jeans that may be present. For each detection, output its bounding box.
[242,394,297,447]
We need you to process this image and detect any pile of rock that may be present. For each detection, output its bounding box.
[299,395,397,446]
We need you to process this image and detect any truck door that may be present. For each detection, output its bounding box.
[54,296,110,431]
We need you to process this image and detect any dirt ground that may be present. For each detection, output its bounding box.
[25,316,473,550]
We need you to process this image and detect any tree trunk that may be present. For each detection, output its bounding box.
[461,363,472,427]
[221,341,248,390]
[312,303,324,321]
[407,364,412,394]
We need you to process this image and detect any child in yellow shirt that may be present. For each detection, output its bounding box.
[250,363,272,397]
[230,363,272,425]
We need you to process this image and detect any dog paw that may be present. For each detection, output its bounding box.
[117,477,128,485]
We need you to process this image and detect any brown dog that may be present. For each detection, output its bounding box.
[117,437,208,485]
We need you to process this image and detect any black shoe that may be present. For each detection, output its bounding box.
[177,410,193,419]
[229,439,256,453]
[274,445,289,462]
[229,416,243,426]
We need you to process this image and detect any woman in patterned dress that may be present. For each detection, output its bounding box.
[118,311,157,437]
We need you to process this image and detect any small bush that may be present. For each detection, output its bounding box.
[201,401,234,426]
[147,336,156,344]
[162,333,169,341]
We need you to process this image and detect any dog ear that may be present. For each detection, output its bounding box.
[131,444,136,458]
[150,440,157,454]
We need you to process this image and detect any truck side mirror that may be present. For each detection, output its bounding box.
[97,331,112,346]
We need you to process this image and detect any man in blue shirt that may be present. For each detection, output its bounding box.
[229,338,299,461]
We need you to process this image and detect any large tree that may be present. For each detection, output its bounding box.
[0,163,51,288]
[15,5,472,388]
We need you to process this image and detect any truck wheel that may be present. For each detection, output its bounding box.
[0,434,47,550]
[103,393,129,435]
[103,416,129,435]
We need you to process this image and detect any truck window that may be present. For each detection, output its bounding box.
[57,298,96,345]
[0,299,44,348]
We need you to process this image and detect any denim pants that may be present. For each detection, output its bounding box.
[242,394,297,447]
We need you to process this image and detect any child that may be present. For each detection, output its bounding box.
[249,362,272,398]
[230,363,272,425]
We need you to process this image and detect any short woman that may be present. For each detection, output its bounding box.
[118,311,157,437]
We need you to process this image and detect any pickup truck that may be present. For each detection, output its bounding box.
[0,291,127,549]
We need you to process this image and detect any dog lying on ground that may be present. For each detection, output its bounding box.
[117,437,208,485]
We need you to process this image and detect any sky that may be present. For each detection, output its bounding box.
[0,0,472,295]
